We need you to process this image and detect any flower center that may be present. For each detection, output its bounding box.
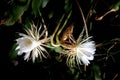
[24,38,33,47]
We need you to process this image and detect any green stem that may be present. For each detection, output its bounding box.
[75,0,88,38]
[38,10,48,38]
[50,14,65,47]
[56,11,72,44]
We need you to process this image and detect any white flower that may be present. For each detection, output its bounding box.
[16,23,48,62]
[66,37,96,67]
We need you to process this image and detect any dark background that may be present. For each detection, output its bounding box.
[0,0,120,80]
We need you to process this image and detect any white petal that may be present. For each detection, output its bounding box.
[19,33,28,37]
[15,46,20,50]
[15,24,48,62]
[17,51,23,55]
[16,37,39,53]
[81,56,90,65]
[74,38,96,66]
[78,48,93,57]
[32,48,38,62]
[24,52,31,60]
[86,55,94,60]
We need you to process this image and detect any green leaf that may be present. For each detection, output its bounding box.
[42,0,49,8]
[93,64,102,80]
[90,21,93,31]
[74,72,80,80]
[47,42,63,53]
[4,0,30,26]
[32,0,49,16]
[32,0,42,16]
[9,43,18,60]
[24,17,33,29]
[64,0,72,13]
[110,1,120,11]
[48,11,54,19]
[54,46,63,53]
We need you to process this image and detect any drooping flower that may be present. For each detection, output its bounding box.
[16,23,49,62]
[65,36,96,67]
